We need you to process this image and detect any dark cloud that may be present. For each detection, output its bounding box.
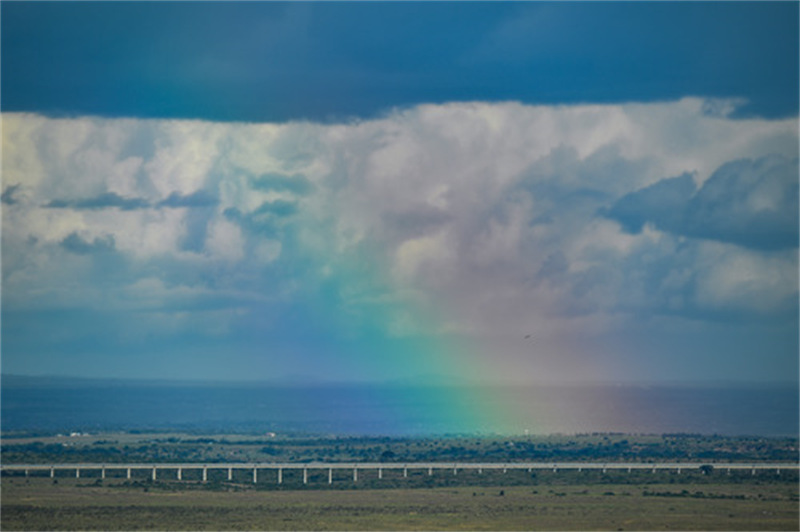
[603,173,695,233]
[682,156,798,250]
[223,202,298,239]
[157,190,218,208]
[382,206,452,241]
[605,155,799,250]
[253,200,299,218]
[46,192,149,210]
[1,184,21,205]
[250,173,314,196]
[60,232,116,255]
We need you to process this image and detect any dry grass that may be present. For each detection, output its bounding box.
[2,478,797,531]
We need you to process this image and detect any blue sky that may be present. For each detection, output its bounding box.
[1,2,798,384]
[3,2,798,121]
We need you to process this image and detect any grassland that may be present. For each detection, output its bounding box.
[2,432,798,530]
[3,431,797,464]
[2,477,798,531]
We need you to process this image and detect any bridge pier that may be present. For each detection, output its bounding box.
[126,468,131,479]
[50,467,54,478]
[378,468,383,479]
[76,468,80,479]
[202,467,207,483]
[428,467,433,476]
[278,468,282,484]
[177,468,182,481]
[228,468,233,481]
[328,468,333,484]
[353,467,358,482]
[303,468,308,484]
[152,467,157,481]
[403,466,407,478]
[253,468,257,484]
[101,466,106,479]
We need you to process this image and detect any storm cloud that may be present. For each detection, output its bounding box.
[606,155,799,250]
[2,100,797,382]
[46,192,150,211]
[60,232,116,255]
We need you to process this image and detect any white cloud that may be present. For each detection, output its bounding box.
[2,100,797,381]
[205,217,246,262]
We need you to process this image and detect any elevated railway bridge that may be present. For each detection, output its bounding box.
[2,461,796,485]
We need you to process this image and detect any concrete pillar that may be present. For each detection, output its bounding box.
[602,467,606,474]
[627,467,631,473]
[453,467,457,476]
[353,467,358,482]
[578,467,582,472]
[76,468,80,479]
[278,468,283,484]
[751,468,756,476]
[202,467,207,483]
[677,468,681,474]
[652,467,656,474]
[303,468,308,484]
[177,468,182,481]
[228,468,233,481]
[777,469,780,475]
[50,467,55,478]
[25,469,29,477]
[328,468,333,484]
[403,466,407,478]
[428,467,433,476]
[101,467,106,480]
[378,468,383,479]
[127,468,131,479]
[152,467,157,481]
[479,468,483,475]
[503,467,507,474]
[253,468,257,484]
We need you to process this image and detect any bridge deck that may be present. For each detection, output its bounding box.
[2,461,797,471]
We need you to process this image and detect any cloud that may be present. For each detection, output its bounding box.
[683,156,798,250]
[606,155,799,250]
[2,101,797,382]
[252,199,299,218]
[250,173,314,196]
[45,192,150,211]
[60,232,116,255]
[1,184,22,205]
[603,173,695,233]
[157,190,218,208]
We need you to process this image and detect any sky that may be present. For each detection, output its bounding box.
[1,2,798,386]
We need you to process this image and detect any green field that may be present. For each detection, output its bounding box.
[2,478,797,531]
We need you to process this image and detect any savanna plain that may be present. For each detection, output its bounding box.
[2,432,798,531]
